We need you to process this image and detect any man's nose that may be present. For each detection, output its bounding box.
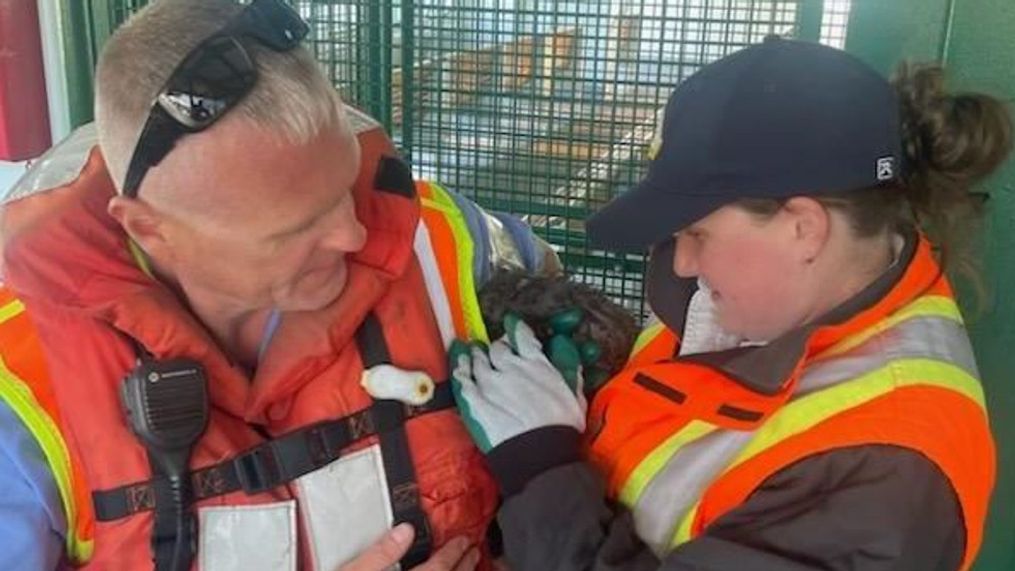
[321,217,368,253]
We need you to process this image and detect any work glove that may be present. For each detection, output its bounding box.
[449,313,587,455]
[542,307,613,395]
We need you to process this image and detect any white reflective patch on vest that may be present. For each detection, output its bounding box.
[199,500,297,571]
[296,444,395,571]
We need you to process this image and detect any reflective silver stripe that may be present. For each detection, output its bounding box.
[798,315,978,398]
[4,123,97,204]
[626,307,978,554]
[413,221,457,348]
[632,428,751,556]
[481,208,527,274]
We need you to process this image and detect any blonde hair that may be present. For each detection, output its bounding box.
[95,0,346,191]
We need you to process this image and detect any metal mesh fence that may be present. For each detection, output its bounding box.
[368,0,805,318]
[820,0,851,48]
[79,0,851,320]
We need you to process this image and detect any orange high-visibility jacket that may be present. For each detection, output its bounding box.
[587,233,994,570]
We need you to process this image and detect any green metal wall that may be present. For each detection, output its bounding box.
[60,0,148,131]
[845,0,952,73]
[948,1,1015,568]
[850,1,1015,569]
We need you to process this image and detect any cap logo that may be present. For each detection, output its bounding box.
[876,157,895,181]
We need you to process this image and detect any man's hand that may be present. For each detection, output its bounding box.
[338,524,479,571]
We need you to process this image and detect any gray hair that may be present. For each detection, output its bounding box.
[95,0,346,192]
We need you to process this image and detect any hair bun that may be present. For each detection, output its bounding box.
[893,63,1012,186]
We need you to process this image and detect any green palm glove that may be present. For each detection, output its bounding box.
[546,308,608,395]
[449,314,587,454]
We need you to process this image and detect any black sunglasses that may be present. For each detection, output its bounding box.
[121,0,310,198]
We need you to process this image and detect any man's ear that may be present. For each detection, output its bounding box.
[782,196,830,264]
[107,195,171,259]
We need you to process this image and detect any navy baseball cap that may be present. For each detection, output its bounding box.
[587,37,904,252]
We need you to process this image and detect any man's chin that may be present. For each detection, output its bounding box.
[278,272,347,313]
[282,289,344,313]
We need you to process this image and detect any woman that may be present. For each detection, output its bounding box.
[449,37,1012,570]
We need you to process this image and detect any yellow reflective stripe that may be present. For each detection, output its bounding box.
[0,357,91,562]
[127,239,154,279]
[734,359,983,466]
[421,183,489,343]
[420,197,444,212]
[630,321,666,359]
[0,299,26,324]
[619,420,716,507]
[818,296,962,360]
[673,503,698,545]
[670,357,984,548]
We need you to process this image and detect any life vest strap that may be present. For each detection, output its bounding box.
[92,380,455,520]
[355,312,434,568]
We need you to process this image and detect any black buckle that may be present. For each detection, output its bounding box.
[234,445,283,494]
[304,423,348,465]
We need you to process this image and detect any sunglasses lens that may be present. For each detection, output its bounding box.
[159,36,257,129]
[124,1,307,197]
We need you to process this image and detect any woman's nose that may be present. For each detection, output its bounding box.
[673,234,699,278]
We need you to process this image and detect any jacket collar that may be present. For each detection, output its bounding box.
[644,226,941,397]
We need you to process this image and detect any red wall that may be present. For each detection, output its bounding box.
[0,0,51,161]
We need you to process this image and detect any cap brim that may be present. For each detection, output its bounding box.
[586,180,725,252]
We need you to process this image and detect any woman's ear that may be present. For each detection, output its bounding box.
[108,195,171,259]
[782,196,830,264]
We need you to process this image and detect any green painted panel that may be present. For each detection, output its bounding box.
[844,0,951,73]
[946,1,1015,569]
[62,0,148,129]
[846,0,1015,568]
[796,0,826,42]
[61,0,98,129]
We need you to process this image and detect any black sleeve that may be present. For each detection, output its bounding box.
[493,433,965,571]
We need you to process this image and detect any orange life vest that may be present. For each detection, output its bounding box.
[0,111,498,570]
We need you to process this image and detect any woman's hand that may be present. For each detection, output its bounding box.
[450,314,587,453]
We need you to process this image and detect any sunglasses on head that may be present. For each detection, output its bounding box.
[121,0,310,198]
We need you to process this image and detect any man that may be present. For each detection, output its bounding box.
[0,0,556,569]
